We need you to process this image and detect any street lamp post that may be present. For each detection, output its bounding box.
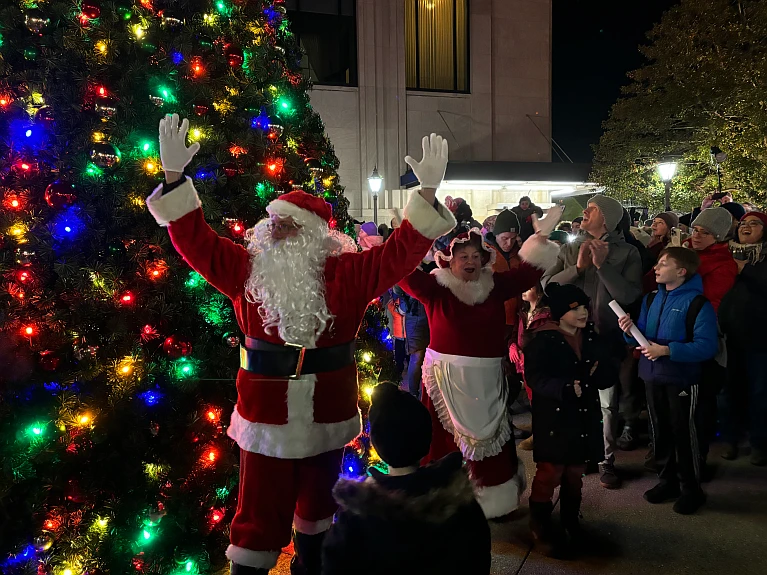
[710,146,727,194]
[657,162,678,212]
[367,166,383,225]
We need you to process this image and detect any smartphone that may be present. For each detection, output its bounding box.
[711,192,728,201]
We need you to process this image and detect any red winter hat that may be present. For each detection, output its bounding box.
[434,228,495,269]
[740,211,767,226]
[266,190,333,229]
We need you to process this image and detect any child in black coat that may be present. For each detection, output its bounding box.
[321,383,491,575]
[523,283,617,555]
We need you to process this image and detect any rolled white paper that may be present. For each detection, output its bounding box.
[609,300,651,349]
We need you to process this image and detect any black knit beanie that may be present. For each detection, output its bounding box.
[545,282,590,321]
[369,383,432,468]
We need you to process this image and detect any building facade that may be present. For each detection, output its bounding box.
[288,0,589,222]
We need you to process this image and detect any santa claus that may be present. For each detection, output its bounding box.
[146,115,456,574]
[398,212,562,519]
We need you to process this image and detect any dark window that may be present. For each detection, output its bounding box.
[285,0,358,87]
[405,0,469,92]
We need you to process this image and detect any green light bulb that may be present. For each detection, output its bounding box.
[185,561,194,572]
[142,529,151,540]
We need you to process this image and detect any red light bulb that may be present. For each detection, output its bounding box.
[22,325,36,337]
[97,86,107,97]
[120,292,134,304]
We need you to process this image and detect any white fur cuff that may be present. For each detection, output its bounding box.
[226,545,280,569]
[403,191,457,240]
[519,238,561,271]
[475,463,526,519]
[294,514,334,535]
[146,177,201,227]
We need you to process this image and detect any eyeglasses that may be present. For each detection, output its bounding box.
[267,221,302,234]
[739,220,764,229]
[692,227,712,237]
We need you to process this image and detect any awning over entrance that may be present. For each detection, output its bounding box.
[400,161,597,220]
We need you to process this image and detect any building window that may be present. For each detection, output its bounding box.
[285,0,358,86]
[406,0,469,92]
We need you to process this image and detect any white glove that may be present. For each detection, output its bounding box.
[159,113,200,173]
[404,133,448,189]
[533,205,564,237]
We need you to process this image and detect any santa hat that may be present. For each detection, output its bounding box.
[434,228,495,269]
[266,190,332,229]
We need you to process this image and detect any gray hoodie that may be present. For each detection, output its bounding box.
[542,231,642,342]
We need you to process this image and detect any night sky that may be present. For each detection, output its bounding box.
[552,0,680,164]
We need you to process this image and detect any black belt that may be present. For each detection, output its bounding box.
[239,337,356,378]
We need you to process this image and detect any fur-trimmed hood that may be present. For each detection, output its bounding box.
[332,453,476,523]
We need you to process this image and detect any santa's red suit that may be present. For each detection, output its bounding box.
[146,178,455,570]
[399,230,559,518]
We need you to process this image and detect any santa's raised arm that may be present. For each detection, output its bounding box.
[145,114,455,575]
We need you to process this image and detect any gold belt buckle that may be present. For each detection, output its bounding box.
[285,342,306,379]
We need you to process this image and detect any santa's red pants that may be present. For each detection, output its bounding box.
[422,382,522,518]
[530,462,586,503]
[228,448,343,569]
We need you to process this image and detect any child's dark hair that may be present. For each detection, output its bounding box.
[659,246,701,277]
[520,282,547,312]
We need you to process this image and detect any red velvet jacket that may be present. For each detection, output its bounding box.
[147,178,456,459]
[398,239,559,358]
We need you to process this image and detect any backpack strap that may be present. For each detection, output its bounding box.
[685,295,708,342]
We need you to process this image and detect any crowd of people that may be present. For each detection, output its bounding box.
[151,119,764,574]
[344,190,767,566]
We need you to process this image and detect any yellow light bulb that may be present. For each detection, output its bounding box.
[363,384,375,399]
[10,224,25,236]
[145,161,156,172]
[63,569,73,575]
[362,352,373,363]
[192,128,201,139]
[121,365,131,374]
[92,131,105,142]
[79,414,91,425]
[133,25,145,39]
[97,518,108,528]
[96,41,107,54]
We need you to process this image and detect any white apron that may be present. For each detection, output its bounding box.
[422,348,511,461]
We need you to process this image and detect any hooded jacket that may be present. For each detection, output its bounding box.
[542,230,643,348]
[692,241,737,314]
[626,274,719,387]
[321,452,491,575]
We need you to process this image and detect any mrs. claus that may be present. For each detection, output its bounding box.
[399,210,561,518]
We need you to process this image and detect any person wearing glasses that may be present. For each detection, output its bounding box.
[146,115,457,575]
[685,207,738,474]
[719,212,767,466]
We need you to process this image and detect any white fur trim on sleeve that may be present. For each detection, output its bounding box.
[293,514,334,535]
[267,199,328,230]
[225,546,280,569]
[403,191,457,240]
[518,237,561,271]
[146,177,201,227]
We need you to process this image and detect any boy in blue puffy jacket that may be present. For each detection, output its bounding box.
[618,247,718,515]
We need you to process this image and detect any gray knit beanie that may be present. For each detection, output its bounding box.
[587,195,624,232]
[691,207,733,242]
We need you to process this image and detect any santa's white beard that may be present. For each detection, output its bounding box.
[244,220,335,348]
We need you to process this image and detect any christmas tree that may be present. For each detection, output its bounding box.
[0,1,394,573]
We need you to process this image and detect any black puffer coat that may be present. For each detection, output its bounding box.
[523,322,617,465]
[322,452,490,575]
[719,246,767,350]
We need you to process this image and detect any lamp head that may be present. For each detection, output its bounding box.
[657,162,677,183]
[368,166,383,195]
